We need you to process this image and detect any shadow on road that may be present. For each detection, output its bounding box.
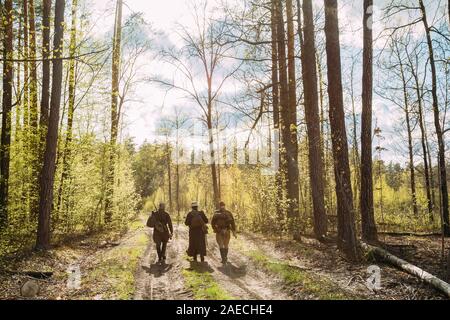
[142,263,173,278]
[217,263,247,279]
[187,261,214,273]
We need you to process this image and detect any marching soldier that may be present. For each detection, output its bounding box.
[211,201,236,264]
[185,202,209,263]
[147,203,173,264]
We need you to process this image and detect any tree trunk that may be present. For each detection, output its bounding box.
[28,0,38,137]
[419,0,450,235]
[360,0,378,242]
[285,0,300,219]
[36,0,66,250]
[361,242,450,298]
[404,91,418,217]
[56,0,78,215]
[105,0,123,223]
[300,0,327,240]
[406,48,433,218]
[393,40,418,216]
[425,118,437,208]
[15,12,22,143]
[275,0,296,221]
[28,0,40,216]
[350,64,360,210]
[271,0,283,221]
[323,0,359,261]
[39,0,52,153]
[166,141,173,211]
[0,0,14,228]
[207,112,220,208]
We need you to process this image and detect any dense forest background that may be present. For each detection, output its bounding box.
[0,0,449,267]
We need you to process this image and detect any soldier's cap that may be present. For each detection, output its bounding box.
[159,202,165,208]
[219,201,225,207]
[191,201,198,207]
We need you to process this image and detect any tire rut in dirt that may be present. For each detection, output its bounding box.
[135,226,291,300]
[134,225,192,300]
[206,235,291,300]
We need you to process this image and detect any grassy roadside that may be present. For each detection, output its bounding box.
[182,262,234,300]
[79,215,150,300]
[0,214,150,300]
[81,233,149,299]
[246,249,358,300]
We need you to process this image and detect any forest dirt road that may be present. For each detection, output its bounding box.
[134,224,291,300]
[134,224,447,300]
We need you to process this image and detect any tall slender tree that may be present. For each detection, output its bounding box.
[275,0,298,220]
[56,0,78,215]
[271,0,282,219]
[0,0,14,228]
[323,0,359,261]
[28,0,40,215]
[405,44,433,217]
[36,0,66,249]
[394,40,418,216]
[418,0,450,235]
[300,0,327,239]
[39,0,52,165]
[285,0,300,219]
[105,0,123,223]
[360,0,378,242]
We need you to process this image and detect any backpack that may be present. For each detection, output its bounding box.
[147,211,169,234]
[148,211,169,234]
[215,212,230,228]
[146,212,156,228]
[191,211,208,234]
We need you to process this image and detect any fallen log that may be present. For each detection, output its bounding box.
[3,270,53,279]
[361,242,450,298]
[378,231,441,237]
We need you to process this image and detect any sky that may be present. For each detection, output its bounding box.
[86,0,449,165]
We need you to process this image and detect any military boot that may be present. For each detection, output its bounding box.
[223,248,229,264]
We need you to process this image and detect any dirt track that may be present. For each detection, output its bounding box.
[134,224,447,300]
[134,224,290,300]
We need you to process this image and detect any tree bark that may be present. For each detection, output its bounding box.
[419,0,450,235]
[300,0,327,239]
[28,0,40,216]
[28,0,38,134]
[39,0,52,143]
[285,0,300,219]
[22,0,29,147]
[0,0,14,228]
[271,0,283,221]
[360,0,378,242]
[323,0,359,261]
[275,0,298,221]
[405,46,433,218]
[105,0,123,223]
[36,0,66,250]
[56,0,78,215]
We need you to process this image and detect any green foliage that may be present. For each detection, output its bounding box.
[132,143,167,204]
[385,162,403,191]
[0,133,140,258]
